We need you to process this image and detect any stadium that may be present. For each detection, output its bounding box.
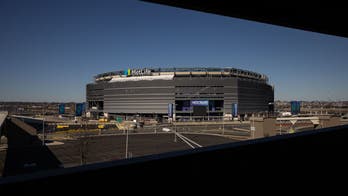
[86,67,274,121]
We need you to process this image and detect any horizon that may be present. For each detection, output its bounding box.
[2,100,348,103]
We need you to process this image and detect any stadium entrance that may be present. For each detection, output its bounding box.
[175,100,224,121]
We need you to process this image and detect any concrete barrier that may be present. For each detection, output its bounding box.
[250,117,276,138]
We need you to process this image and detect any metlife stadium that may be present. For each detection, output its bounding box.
[86,67,274,120]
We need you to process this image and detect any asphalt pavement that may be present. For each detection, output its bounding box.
[48,133,237,168]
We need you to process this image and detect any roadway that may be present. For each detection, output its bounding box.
[44,122,252,140]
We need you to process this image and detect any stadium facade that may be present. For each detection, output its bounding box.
[86,67,274,120]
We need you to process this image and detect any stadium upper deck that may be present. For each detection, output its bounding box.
[94,67,269,83]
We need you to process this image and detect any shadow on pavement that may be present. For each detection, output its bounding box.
[1,118,62,177]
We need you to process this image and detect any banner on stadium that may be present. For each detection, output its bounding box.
[168,103,173,118]
[59,104,65,114]
[232,103,238,117]
[75,103,86,116]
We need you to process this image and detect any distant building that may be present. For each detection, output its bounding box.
[86,67,274,120]
[291,101,301,115]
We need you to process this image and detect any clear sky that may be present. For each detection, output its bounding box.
[1,0,347,102]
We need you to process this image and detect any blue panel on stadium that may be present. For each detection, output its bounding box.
[75,103,85,116]
[168,103,173,118]
[232,103,238,117]
[59,104,65,114]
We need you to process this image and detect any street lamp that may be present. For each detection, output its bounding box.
[174,124,177,142]
[42,105,45,146]
[125,127,129,158]
[279,120,282,135]
[222,107,225,135]
[250,113,255,138]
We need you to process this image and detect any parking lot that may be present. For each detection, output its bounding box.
[48,132,238,167]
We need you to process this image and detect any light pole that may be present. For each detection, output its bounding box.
[42,105,45,146]
[279,120,282,135]
[125,127,129,158]
[174,123,177,142]
[222,107,225,135]
[251,113,255,138]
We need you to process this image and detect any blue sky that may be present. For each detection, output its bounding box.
[0,0,347,102]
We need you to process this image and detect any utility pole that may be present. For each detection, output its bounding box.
[279,120,282,135]
[80,107,89,165]
[251,113,255,138]
[174,123,177,142]
[125,127,129,158]
[42,104,45,146]
[222,108,225,135]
